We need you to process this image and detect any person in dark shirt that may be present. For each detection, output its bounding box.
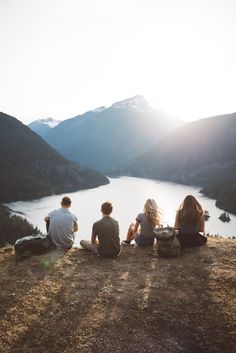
[80,201,120,257]
[175,194,207,248]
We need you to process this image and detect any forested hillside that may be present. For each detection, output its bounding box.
[0,112,109,203]
[120,113,236,213]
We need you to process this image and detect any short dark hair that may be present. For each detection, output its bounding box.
[61,196,72,206]
[101,201,113,215]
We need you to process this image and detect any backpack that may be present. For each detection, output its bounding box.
[154,227,181,257]
[14,234,50,257]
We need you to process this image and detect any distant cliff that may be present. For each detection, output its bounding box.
[0,112,109,203]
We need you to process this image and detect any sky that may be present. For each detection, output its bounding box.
[0,0,236,124]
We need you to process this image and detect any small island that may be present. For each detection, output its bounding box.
[219,212,231,222]
[204,210,210,221]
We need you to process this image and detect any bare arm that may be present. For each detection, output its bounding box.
[91,232,97,244]
[91,224,97,244]
[133,221,140,234]
[73,221,78,232]
[199,214,205,232]
[174,212,180,230]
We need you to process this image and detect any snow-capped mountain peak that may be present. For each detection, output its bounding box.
[111,95,151,112]
[38,117,61,128]
[28,117,61,138]
[92,106,106,113]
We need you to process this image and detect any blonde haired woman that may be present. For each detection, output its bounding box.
[175,194,207,248]
[122,199,162,246]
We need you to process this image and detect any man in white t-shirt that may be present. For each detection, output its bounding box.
[44,196,78,249]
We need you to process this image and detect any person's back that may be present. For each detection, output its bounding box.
[122,199,161,247]
[175,195,207,248]
[93,216,120,257]
[136,212,157,238]
[45,196,78,249]
[178,217,200,235]
[80,201,120,257]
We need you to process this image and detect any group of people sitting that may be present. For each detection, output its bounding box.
[44,194,207,257]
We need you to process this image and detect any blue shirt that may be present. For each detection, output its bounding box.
[47,207,78,248]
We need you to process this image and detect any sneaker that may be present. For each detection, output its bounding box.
[122,240,131,245]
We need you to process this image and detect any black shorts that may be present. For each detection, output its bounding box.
[177,232,207,248]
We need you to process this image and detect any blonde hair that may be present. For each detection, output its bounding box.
[177,195,203,224]
[144,199,162,227]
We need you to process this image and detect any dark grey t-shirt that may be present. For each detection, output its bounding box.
[136,213,155,238]
[92,216,120,257]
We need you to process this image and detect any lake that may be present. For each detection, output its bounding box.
[6,176,236,245]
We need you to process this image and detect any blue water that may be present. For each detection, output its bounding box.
[6,176,236,245]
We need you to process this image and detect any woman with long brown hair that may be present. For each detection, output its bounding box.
[122,198,162,247]
[175,195,207,248]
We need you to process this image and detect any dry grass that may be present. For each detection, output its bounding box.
[0,239,235,353]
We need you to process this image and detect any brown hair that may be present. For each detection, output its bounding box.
[144,198,162,227]
[101,201,113,215]
[61,196,72,207]
[177,195,203,224]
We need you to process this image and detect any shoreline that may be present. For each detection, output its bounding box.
[4,176,236,240]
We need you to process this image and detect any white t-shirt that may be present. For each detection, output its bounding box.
[47,207,78,248]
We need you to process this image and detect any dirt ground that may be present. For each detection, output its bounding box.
[0,238,235,353]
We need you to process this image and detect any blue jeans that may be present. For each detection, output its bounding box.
[135,234,154,247]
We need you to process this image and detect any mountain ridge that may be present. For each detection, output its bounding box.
[0,112,109,203]
[29,95,182,171]
[118,112,236,213]
[28,117,61,138]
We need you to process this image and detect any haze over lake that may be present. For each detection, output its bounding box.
[6,177,236,245]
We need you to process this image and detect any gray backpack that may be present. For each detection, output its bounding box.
[14,234,50,257]
[154,226,181,257]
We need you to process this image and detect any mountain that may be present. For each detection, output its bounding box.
[120,112,236,213]
[36,96,182,171]
[28,117,61,138]
[200,183,236,214]
[0,112,109,203]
